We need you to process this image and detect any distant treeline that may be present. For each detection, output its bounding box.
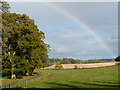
[46,58,115,66]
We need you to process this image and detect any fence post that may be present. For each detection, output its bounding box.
[25,81,27,85]
[18,82,20,87]
[20,81,21,87]
[9,84,10,88]
[13,83,14,88]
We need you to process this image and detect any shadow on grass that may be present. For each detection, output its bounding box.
[2,87,106,90]
[71,81,119,88]
[93,81,119,84]
[2,81,119,90]
[44,82,119,89]
[44,82,80,88]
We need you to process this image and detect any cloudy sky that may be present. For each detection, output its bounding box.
[8,2,118,60]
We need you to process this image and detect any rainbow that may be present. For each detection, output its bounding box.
[45,2,116,57]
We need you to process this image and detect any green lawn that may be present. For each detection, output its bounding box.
[11,65,119,89]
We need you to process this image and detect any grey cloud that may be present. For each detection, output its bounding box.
[9,2,117,59]
[45,29,116,59]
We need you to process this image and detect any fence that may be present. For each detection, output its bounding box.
[1,74,41,89]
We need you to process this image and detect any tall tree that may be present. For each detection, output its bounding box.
[2,13,50,78]
[1,1,50,78]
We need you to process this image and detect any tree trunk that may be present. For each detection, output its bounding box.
[26,72,29,76]
[9,50,16,79]
[11,60,16,79]
[29,67,35,75]
[11,74,16,79]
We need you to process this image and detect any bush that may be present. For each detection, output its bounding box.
[55,64,63,69]
[115,56,120,62]
[2,72,11,79]
[74,65,78,69]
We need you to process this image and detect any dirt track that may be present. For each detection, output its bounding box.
[44,62,117,69]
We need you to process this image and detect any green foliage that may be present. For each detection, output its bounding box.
[60,58,77,64]
[55,64,63,69]
[48,58,115,64]
[47,58,61,63]
[2,12,50,78]
[114,56,120,62]
[45,58,61,67]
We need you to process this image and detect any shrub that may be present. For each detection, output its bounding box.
[115,56,120,62]
[74,65,78,69]
[55,64,63,69]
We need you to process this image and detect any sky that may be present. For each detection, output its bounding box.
[7,2,118,60]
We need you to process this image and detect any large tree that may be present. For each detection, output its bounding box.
[1,1,50,78]
[2,13,50,78]
[1,2,50,78]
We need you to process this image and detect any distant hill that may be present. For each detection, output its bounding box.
[46,58,115,67]
[98,59,115,62]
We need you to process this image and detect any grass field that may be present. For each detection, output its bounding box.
[7,65,119,89]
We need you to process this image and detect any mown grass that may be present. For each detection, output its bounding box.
[10,65,119,89]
